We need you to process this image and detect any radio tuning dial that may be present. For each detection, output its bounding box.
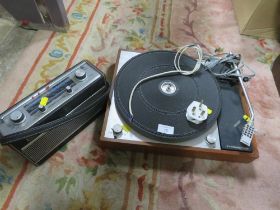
[38,105,46,112]
[10,110,25,123]
[66,85,73,93]
[75,69,86,80]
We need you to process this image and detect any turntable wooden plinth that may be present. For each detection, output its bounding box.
[99,50,259,163]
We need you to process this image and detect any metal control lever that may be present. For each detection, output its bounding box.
[236,66,255,146]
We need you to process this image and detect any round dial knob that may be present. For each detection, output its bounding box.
[75,69,86,80]
[10,110,25,123]
[38,105,46,112]
[206,135,216,148]
[112,124,123,134]
[66,85,73,93]
[112,124,123,139]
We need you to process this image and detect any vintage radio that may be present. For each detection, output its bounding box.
[0,60,109,165]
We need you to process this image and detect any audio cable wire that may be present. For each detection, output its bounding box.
[128,44,203,117]
[128,44,256,119]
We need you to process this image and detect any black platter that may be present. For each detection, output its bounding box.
[114,51,222,142]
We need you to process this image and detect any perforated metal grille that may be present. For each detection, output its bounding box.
[21,106,102,164]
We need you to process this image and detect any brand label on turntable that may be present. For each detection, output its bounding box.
[157,124,174,135]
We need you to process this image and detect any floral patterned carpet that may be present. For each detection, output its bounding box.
[0,0,280,209]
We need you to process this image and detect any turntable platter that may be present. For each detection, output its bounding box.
[114,51,221,142]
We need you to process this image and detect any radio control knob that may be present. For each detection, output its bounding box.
[10,110,25,123]
[38,105,46,112]
[66,85,72,93]
[75,69,86,80]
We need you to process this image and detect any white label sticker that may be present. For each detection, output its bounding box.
[157,124,174,135]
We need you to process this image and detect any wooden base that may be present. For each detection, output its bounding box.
[99,50,259,163]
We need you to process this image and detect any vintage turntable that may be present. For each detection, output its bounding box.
[99,46,258,162]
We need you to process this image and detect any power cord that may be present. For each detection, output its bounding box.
[128,44,256,119]
[128,44,203,117]
[203,52,256,82]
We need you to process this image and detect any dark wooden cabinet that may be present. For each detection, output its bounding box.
[0,0,69,32]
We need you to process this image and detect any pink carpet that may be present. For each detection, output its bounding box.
[0,0,280,209]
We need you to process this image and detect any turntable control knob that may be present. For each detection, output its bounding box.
[206,135,216,147]
[112,124,123,138]
[75,69,86,80]
[10,110,25,123]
